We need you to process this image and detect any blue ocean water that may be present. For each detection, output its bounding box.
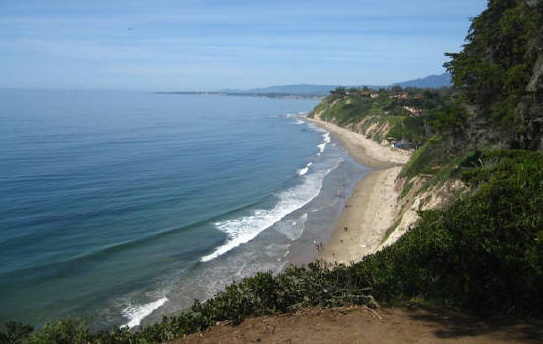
[0,90,368,329]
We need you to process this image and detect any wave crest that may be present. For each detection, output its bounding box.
[121,297,168,329]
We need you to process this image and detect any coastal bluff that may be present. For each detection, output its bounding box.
[306,108,462,266]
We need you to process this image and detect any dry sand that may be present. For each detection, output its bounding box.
[305,117,410,264]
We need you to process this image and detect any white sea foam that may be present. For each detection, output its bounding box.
[121,297,168,329]
[274,213,308,241]
[316,134,329,155]
[317,143,325,155]
[323,132,331,143]
[297,162,312,176]
[297,167,308,176]
[316,132,331,155]
[201,171,327,263]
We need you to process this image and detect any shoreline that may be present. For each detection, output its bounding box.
[304,116,410,264]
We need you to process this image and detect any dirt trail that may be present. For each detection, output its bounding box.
[169,306,543,344]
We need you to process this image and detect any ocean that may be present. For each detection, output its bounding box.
[0,89,368,329]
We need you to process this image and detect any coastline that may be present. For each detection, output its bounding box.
[305,116,410,264]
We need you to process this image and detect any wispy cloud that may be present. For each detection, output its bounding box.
[0,0,488,90]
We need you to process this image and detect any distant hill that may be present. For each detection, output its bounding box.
[220,73,453,96]
[392,73,452,89]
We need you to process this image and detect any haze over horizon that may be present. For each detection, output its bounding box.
[1,1,487,92]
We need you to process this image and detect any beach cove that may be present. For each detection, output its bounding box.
[304,115,411,264]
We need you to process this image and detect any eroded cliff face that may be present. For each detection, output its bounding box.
[380,176,467,250]
[352,117,391,145]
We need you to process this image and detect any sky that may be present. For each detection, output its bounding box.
[0,0,489,91]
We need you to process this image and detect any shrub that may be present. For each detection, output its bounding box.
[27,320,90,344]
[0,321,33,344]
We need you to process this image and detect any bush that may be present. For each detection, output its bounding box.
[27,320,90,344]
[0,321,33,344]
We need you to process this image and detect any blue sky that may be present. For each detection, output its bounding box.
[0,0,488,91]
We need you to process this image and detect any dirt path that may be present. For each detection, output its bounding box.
[169,306,542,344]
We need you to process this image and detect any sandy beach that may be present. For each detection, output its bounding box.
[305,117,410,264]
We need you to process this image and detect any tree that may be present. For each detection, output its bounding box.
[444,0,543,149]
[391,85,403,94]
[330,86,347,96]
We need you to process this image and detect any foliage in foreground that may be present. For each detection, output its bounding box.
[1,264,372,344]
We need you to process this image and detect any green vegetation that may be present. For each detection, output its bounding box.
[0,322,33,344]
[313,86,454,146]
[1,265,374,343]
[399,140,445,178]
[444,0,543,150]
[3,1,543,343]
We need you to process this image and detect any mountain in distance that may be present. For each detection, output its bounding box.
[221,73,452,96]
[392,73,452,88]
[161,73,453,97]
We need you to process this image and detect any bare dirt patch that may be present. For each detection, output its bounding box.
[168,306,542,344]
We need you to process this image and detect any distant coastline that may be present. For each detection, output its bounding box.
[155,72,452,100]
[155,91,323,100]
